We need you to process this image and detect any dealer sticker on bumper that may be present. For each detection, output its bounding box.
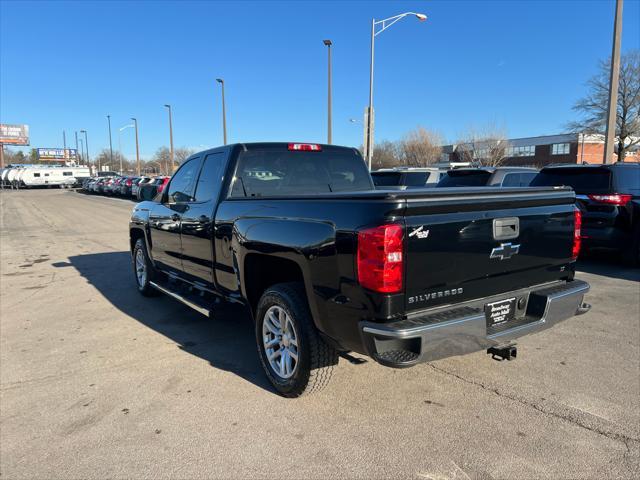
[485,297,516,328]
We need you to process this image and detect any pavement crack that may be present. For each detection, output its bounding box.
[426,362,640,447]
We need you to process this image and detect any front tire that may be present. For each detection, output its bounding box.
[132,238,158,296]
[255,283,338,397]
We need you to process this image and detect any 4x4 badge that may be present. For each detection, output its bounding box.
[409,226,430,239]
[490,242,520,260]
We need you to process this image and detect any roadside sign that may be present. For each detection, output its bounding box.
[37,148,78,161]
[0,124,30,145]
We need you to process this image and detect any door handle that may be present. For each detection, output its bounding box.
[198,215,209,224]
[171,214,180,221]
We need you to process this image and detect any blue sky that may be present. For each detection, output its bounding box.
[1,0,639,160]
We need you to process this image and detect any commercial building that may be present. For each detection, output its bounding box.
[442,133,639,167]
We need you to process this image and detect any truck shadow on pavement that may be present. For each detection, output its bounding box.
[63,251,276,394]
[576,255,640,282]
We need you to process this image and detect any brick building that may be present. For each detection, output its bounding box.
[442,133,639,168]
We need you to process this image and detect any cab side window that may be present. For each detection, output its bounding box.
[194,153,225,202]
[166,157,201,203]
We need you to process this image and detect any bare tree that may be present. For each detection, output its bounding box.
[152,147,171,174]
[568,50,640,162]
[2,148,26,164]
[399,127,443,167]
[94,149,130,172]
[175,147,196,165]
[372,140,401,169]
[455,124,508,167]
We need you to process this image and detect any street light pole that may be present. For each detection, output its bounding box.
[81,130,91,171]
[131,118,140,175]
[75,131,80,163]
[604,0,624,164]
[364,12,427,170]
[216,78,227,145]
[78,138,84,167]
[323,40,333,144]
[164,104,174,173]
[107,115,114,167]
[365,18,375,169]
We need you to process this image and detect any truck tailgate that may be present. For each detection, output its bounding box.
[402,188,576,311]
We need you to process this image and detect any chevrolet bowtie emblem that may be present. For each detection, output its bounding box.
[490,242,520,260]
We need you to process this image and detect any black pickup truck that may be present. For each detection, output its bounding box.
[130,142,591,397]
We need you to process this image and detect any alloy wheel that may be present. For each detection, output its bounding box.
[262,305,299,379]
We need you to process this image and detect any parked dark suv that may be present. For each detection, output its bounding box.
[531,163,640,264]
[436,167,538,188]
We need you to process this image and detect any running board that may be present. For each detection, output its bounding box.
[149,281,211,317]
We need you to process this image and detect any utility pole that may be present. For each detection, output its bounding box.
[216,78,227,145]
[604,0,623,164]
[63,130,66,149]
[323,40,333,144]
[164,104,174,173]
[107,115,114,167]
[131,118,140,175]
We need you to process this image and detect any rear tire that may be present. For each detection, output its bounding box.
[132,238,159,296]
[255,283,338,397]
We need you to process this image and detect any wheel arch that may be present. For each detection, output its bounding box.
[243,253,307,317]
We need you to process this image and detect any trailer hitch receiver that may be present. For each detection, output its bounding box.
[487,344,517,361]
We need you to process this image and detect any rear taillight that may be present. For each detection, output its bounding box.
[357,224,404,294]
[572,208,582,260]
[587,193,632,206]
[288,143,322,151]
[126,179,132,186]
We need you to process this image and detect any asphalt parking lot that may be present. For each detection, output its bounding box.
[1,188,639,479]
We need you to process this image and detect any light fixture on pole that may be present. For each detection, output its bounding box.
[323,39,333,144]
[164,104,174,173]
[364,11,427,170]
[216,78,227,145]
[118,124,134,175]
[131,118,140,176]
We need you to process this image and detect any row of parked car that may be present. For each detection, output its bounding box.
[82,175,170,200]
[372,163,640,264]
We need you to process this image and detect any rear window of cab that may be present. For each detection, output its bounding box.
[230,150,372,197]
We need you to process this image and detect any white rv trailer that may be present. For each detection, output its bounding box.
[6,168,21,185]
[20,166,91,188]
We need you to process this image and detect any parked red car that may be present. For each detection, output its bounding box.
[155,176,170,194]
[138,176,170,201]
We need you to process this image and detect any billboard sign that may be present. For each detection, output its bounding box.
[0,124,30,146]
[37,148,78,161]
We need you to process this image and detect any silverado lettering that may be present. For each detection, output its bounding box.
[408,288,464,304]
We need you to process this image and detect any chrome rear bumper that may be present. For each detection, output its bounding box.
[360,280,590,368]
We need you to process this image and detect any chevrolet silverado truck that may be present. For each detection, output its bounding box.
[130,142,591,397]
